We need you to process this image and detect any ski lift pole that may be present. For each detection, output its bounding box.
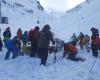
[90,58,97,73]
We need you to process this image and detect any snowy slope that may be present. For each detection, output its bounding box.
[0,0,53,38]
[0,45,100,80]
[51,0,100,41]
[0,0,100,80]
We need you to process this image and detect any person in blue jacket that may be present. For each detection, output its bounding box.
[5,37,20,60]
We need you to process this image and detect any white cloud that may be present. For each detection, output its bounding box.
[39,0,86,12]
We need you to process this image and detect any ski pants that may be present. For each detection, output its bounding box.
[38,48,48,66]
[5,48,19,60]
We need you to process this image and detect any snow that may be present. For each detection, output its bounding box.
[0,0,100,80]
[0,48,100,80]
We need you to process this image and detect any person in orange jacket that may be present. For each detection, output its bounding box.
[63,42,85,61]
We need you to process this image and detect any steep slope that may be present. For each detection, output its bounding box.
[0,0,53,37]
[1,0,100,41]
[0,1,100,80]
[51,0,100,41]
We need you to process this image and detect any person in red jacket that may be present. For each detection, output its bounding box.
[17,28,22,40]
[28,26,40,57]
[91,33,100,58]
[63,42,84,61]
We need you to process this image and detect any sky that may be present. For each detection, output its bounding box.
[39,0,86,12]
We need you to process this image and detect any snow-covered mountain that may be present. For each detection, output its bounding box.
[0,0,100,80]
[0,0,54,37]
[0,0,100,41]
[50,0,100,41]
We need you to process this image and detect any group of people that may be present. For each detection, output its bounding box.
[63,27,100,62]
[0,25,100,66]
[0,24,55,66]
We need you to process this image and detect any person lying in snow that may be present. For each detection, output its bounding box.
[63,41,85,62]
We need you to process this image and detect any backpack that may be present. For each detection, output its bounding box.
[85,35,90,43]
[81,37,86,44]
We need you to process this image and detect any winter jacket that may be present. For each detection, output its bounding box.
[22,31,28,43]
[38,27,55,48]
[91,34,100,45]
[28,29,39,42]
[5,39,19,50]
[71,34,78,43]
[17,29,22,39]
[3,30,11,41]
[64,44,77,54]
[84,35,90,43]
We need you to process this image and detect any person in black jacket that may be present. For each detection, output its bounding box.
[37,24,55,66]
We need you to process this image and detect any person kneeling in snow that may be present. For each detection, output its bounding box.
[4,37,20,60]
[63,42,85,62]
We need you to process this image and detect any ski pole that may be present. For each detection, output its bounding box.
[90,58,97,73]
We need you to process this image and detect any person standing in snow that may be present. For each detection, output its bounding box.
[3,27,11,43]
[71,33,78,45]
[16,28,22,52]
[22,31,28,45]
[91,27,100,58]
[37,24,55,66]
[28,26,40,57]
[78,32,86,49]
[17,28,22,40]
[84,34,90,52]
